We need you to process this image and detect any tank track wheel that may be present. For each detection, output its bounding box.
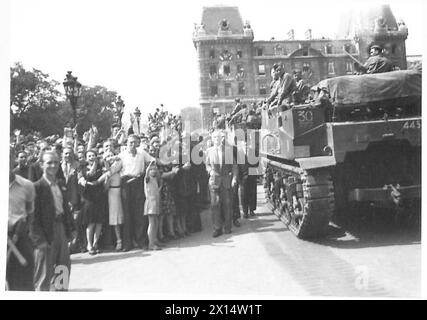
[265,161,334,239]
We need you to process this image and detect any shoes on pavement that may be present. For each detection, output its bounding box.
[224,230,232,234]
[167,234,178,240]
[115,240,122,252]
[250,210,256,217]
[212,230,223,238]
[148,245,162,251]
[243,213,249,219]
[158,237,167,243]
[233,220,241,227]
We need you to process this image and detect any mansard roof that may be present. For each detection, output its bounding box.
[200,6,244,35]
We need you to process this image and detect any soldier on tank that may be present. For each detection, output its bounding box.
[264,63,282,108]
[265,63,297,109]
[355,45,395,74]
[292,69,310,104]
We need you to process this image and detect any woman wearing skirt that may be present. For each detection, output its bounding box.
[98,150,124,251]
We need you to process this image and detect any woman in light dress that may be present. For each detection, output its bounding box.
[144,161,162,250]
[97,150,124,251]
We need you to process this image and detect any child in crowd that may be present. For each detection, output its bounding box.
[144,161,162,250]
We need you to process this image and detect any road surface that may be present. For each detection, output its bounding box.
[69,186,421,298]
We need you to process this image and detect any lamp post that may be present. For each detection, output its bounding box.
[114,95,125,127]
[63,71,82,127]
[133,107,141,135]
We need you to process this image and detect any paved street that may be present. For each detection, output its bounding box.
[69,186,421,298]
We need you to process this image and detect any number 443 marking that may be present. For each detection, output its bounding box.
[402,120,421,130]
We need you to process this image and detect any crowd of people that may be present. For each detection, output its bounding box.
[7,105,262,291]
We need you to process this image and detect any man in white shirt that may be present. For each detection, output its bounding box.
[118,134,154,251]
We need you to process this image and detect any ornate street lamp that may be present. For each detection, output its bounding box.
[63,71,82,127]
[114,95,125,127]
[133,107,141,135]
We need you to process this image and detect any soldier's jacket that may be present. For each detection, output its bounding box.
[276,73,297,106]
[266,79,281,104]
[362,55,394,74]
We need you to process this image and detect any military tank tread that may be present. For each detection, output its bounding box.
[265,160,335,239]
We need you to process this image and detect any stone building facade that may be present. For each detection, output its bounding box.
[193,5,409,129]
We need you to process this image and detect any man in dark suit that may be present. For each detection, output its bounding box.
[28,141,51,182]
[61,146,84,253]
[30,151,74,291]
[205,130,239,237]
[12,150,30,179]
[29,142,66,183]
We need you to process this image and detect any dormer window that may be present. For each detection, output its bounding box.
[257,47,263,56]
[302,47,309,56]
[274,46,283,56]
[326,44,333,54]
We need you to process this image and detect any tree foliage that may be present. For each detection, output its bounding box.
[10,62,65,136]
[75,85,117,139]
[10,62,120,139]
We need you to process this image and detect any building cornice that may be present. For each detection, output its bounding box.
[252,53,355,60]
[194,36,253,45]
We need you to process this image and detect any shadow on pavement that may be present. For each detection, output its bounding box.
[72,250,148,265]
[314,222,421,249]
[154,209,289,250]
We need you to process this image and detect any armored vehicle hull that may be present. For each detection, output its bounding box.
[261,70,421,239]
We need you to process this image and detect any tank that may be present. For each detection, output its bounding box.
[260,70,421,239]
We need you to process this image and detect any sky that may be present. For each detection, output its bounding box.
[6,0,426,119]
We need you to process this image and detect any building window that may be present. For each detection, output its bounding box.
[211,84,218,96]
[238,82,246,95]
[237,50,243,58]
[209,65,217,77]
[326,44,333,54]
[257,47,263,56]
[302,47,309,56]
[259,83,267,95]
[236,64,245,79]
[344,44,351,53]
[302,63,310,73]
[258,64,266,76]
[345,61,353,74]
[209,48,215,59]
[274,46,283,56]
[224,83,232,97]
[328,62,335,75]
[223,64,231,76]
